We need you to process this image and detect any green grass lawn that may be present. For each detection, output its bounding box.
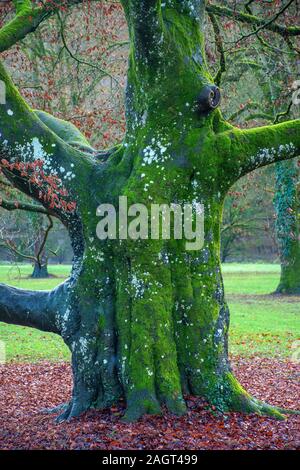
[223,264,280,295]
[0,263,299,362]
[0,264,71,291]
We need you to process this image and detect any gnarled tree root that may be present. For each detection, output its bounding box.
[213,372,299,421]
[122,391,187,423]
[41,403,69,415]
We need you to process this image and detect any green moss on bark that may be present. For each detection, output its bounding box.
[274,160,300,295]
[1,0,299,422]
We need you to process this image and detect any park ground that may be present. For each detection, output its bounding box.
[0,264,299,450]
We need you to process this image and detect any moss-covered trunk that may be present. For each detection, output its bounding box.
[274,160,300,295]
[53,3,284,421]
[56,203,269,422]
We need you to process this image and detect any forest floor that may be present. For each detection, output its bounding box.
[0,358,299,450]
[0,263,299,450]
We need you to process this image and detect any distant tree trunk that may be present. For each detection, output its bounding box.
[274,160,300,295]
[0,0,300,422]
[31,262,49,279]
[30,228,50,279]
[221,233,235,262]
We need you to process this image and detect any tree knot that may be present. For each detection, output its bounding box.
[197,85,221,114]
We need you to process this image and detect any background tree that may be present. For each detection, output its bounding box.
[0,0,299,423]
[221,171,276,262]
[0,172,50,274]
[0,0,127,270]
[274,158,300,294]
[209,0,300,282]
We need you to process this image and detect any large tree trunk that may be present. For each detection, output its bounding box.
[0,0,300,422]
[274,160,300,295]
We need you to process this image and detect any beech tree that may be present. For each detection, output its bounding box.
[0,0,126,278]
[211,0,300,291]
[274,159,300,294]
[0,163,56,277]
[0,0,300,422]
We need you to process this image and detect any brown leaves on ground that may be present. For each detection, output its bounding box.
[0,358,299,450]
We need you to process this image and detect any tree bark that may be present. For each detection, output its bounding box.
[0,280,68,334]
[31,262,49,279]
[0,0,299,422]
[274,159,300,295]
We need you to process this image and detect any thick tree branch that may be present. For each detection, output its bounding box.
[13,1,31,14]
[0,3,49,53]
[122,1,207,63]
[217,120,300,180]
[0,0,98,52]
[0,281,68,334]
[206,4,300,38]
[160,0,206,23]
[121,0,159,14]
[0,62,94,219]
[0,196,50,214]
[0,176,13,188]
[34,110,96,155]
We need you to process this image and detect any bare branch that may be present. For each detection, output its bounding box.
[228,101,272,123]
[274,100,294,124]
[36,215,53,266]
[56,11,121,88]
[208,11,226,86]
[229,0,296,43]
[0,1,99,52]
[206,3,300,38]
[0,240,37,264]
